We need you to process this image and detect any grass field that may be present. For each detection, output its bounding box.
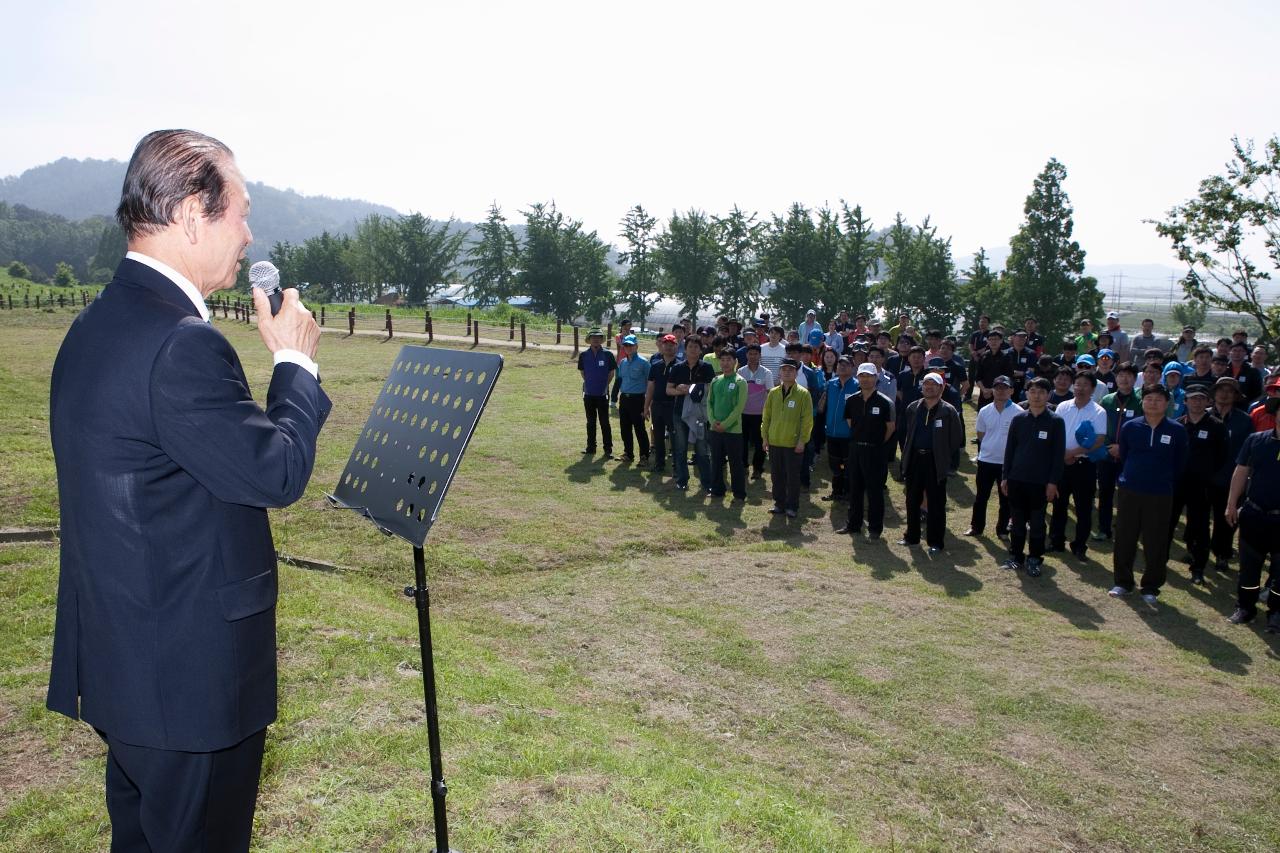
[1,305,1279,851]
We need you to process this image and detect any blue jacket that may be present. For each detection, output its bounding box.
[1117,416,1188,496]
[48,259,331,751]
[823,377,857,438]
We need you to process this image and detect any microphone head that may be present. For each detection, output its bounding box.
[249,261,281,293]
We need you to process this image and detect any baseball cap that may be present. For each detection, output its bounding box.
[922,372,945,386]
[698,325,715,336]
[993,375,1013,387]
[1185,386,1209,399]
[1214,375,1241,394]
[1267,374,1280,391]
[622,335,637,346]
[1075,354,1097,366]
[660,334,677,343]
[1097,348,1116,360]
[806,308,817,316]
[857,363,878,376]
[1106,310,1120,320]
[779,358,800,369]
[807,329,825,345]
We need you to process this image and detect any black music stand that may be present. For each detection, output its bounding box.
[328,345,503,853]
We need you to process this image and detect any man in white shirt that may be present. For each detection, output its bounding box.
[758,325,788,387]
[1050,372,1108,560]
[798,309,822,344]
[966,375,1021,537]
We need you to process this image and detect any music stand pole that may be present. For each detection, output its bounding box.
[405,545,453,853]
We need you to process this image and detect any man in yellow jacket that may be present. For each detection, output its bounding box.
[762,358,813,518]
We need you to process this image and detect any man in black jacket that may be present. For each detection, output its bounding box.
[1172,387,1226,584]
[899,373,964,552]
[1209,376,1253,571]
[1001,378,1066,576]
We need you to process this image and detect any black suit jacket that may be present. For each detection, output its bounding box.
[47,258,331,751]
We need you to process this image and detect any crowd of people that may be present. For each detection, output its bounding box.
[576,309,1280,631]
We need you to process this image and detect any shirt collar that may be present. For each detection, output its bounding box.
[125,251,210,322]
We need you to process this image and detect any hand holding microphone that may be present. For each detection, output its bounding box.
[250,261,320,360]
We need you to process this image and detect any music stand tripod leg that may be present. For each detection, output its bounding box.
[405,545,458,853]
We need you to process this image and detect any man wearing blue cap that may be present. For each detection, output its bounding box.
[615,335,651,463]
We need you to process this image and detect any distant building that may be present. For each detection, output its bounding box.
[427,283,533,309]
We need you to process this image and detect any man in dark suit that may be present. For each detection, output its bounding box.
[47,129,331,852]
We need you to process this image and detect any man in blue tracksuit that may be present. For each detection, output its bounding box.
[1109,384,1189,605]
[818,356,857,501]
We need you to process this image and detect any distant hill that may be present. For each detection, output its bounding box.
[0,157,405,262]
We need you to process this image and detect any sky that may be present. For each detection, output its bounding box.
[3,0,1278,273]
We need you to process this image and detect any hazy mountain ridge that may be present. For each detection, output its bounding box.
[0,158,407,262]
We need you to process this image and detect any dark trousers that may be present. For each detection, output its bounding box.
[1096,457,1119,536]
[769,445,802,511]
[708,430,746,498]
[741,413,766,475]
[650,400,673,468]
[1170,477,1212,572]
[618,393,649,458]
[826,437,849,498]
[970,460,1009,534]
[847,442,887,533]
[904,449,946,547]
[1051,459,1096,550]
[1007,480,1049,561]
[1209,483,1237,561]
[1113,487,1174,594]
[1237,504,1280,614]
[100,727,266,853]
[583,394,612,453]
[610,374,621,405]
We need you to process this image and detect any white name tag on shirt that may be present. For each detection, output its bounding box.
[871,407,880,415]
[598,360,605,367]
[728,382,736,390]
[1038,430,1048,439]
[1197,430,1208,439]
[1160,434,1172,445]
[934,420,943,428]
[787,400,796,409]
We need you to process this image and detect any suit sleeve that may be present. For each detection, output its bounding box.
[150,320,331,508]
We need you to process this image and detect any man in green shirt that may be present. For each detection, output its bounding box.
[1075,318,1099,355]
[707,348,749,500]
[762,359,813,518]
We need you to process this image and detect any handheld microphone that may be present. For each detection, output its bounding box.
[248,261,284,316]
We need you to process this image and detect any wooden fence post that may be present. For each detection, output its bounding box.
[606,322,613,345]
[426,311,434,343]
[572,325,580,357]
[509,316,515,341]
[36,295,41,309]
[424,310,429,334]
[556,319,562,345]
[520,322,526,350]
[385,309,393,338]
[472,320,479,347]
[320,305,326,326]
[466,311,472,335]
[348,308,355,336]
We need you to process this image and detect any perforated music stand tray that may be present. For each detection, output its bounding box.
[328,345,502,853]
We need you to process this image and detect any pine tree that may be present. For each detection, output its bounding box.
[465,203,520,308]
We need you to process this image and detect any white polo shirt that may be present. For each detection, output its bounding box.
[974,400,1022,464]
[1056,397,1107,452]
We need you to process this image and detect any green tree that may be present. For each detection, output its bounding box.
[761,203,822,325]
[874,215,958,332]
[656,208,720,322]
[1151,135,1280,357]
[835,202,878,317]
[1171,299,1208,332]
[393,214,466,305]
[7,260,30,279]
[956,247,1007,331]
[53,261,78,287]
[90,223,126,281]
[616,204,660,321]
[519,202,612,322]
[1002,158,1088,352]
[712,205,764,320]
[465,203,521,308]
[346,214,399,302]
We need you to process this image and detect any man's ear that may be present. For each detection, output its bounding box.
[177,194,203,244]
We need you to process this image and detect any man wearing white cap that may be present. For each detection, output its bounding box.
[899,372,964,552]
[837,362,897,538]
[798,309,822,345]
[1105,311,1131,363]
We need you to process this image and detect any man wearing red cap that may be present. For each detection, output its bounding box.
[1251,374,1280,433]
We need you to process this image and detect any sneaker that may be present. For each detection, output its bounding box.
[1090,530,1110,542]
[1025,557,1044,577]
[1141,593,1159,606]
[1190,572,1206,586]
[866,531,882,541]
[1107,586,1132,598]
[1046,542,1065,554]
[1001,558,1023,572]
[1228,607,1256,625]
[1266,612,1280,634]
[963,527,982,537]
[820,493,838,502]
[620,453,635,462]
[785,509,798,518]
[638,453,650,465]
[834,525,855,535]
[768,504,785,514]
[896,538,919,546]
[1071,545,1088,562]
[582,448,596,455]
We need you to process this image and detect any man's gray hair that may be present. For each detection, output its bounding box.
[116,129,234,240]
